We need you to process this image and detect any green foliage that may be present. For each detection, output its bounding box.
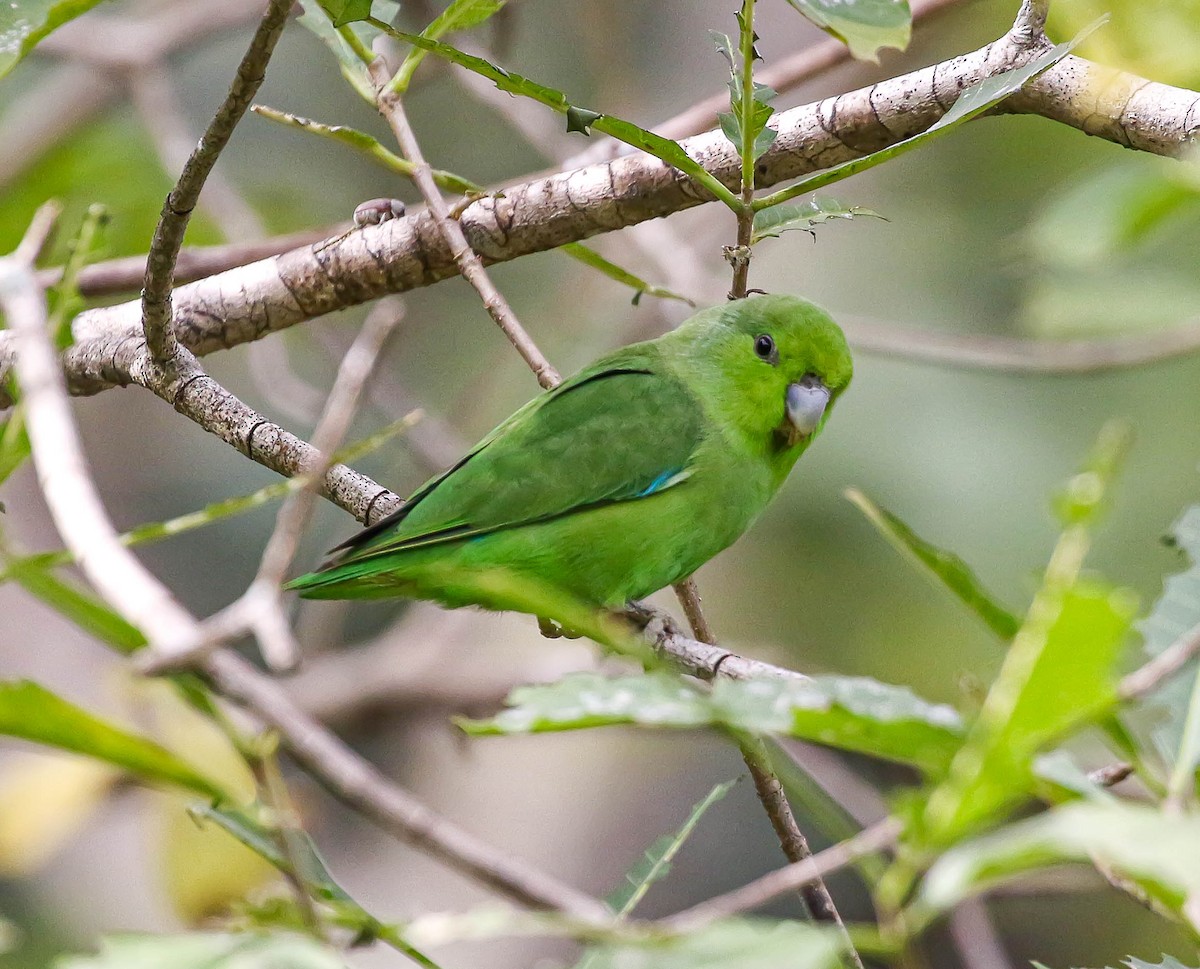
[55,932,346,969]
[0,116,220,258]
[3,559,146,653]
[782,0,912,62]
[560,243,695,306]
[0,0,108,78]
[193,804,439,964]
[1033,956,1200,969]
[0,681,228,800]
[711,15,778,166]
[461,671,964,772]
[920,425,1138,845]
[251,106,483,195]
[846,488,1020,640]
[916,803,1200,933]
[316,0,372,27]
[751,199,887,245]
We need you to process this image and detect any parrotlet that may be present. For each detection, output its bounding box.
[287,294,852,616]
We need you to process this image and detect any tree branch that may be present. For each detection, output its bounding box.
[140,0,292,363]
[6,30,1197,404]
[373,67,561,390]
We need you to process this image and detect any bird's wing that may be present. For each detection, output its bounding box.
[323,356,705,566]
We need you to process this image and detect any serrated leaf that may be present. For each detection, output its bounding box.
[607,780,735,917]
[561,243,695,306]
[460,671,964,772]
[0,681,227,800]
[752,200,887,245]
[586,919,840,969]
[317,0,372,26]
[917,802,1200,934]
[783,0,911,62]
[0,0,109,79]
[54,932,347,969]
[846,488,1018,640]
[755,25,1101,211]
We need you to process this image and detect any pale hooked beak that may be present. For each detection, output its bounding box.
[785,376,830,441]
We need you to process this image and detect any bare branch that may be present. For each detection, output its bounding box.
[140,0,292,363]
[663,817,900,930]
[373,67,562,390]
[1,210,201,654]
[1118,620,1200,701]
[9,28,1198,405]
[203,649,611,921]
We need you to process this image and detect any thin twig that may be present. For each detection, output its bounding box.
[203,650,611,921]
[139,299,404,674]
[140,0,292,363]
[371,64,561,390]
[2,206,199,655]
[1118,620,1200,701]
[663,817,900,931]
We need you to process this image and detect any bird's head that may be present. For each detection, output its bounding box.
[681,293,853,452]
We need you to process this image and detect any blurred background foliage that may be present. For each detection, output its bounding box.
[2,0,1200,965]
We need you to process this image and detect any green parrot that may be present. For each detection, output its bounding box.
[287,294,852,617]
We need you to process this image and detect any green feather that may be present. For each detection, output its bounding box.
[287,294,852,614]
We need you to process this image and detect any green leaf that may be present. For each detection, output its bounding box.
[317,0,372,26]
[0,681,227,800]
[0,407,30,488]
[5,559,146,653]
[586,919,840,969]
[460,671,964,772]
[251,106,483,195]
[189,804,352,903]
[755,25,1101,212]
[752,199,887,245]
[55,932,347,969]
[0,0,109,79]
[714,675,964,773]
[782,0,911,62]
[47,204,108,351]
[372,28,742,209]
[1032,954,1200,969]
[392,0,506,91]
[296,1,374,101]
[922,580,1138,844]
[560,243,695,306]
[845,488,1019,640]
[607,780,735,917]
[918,424,1137,844]
[916,802,1200,933]
[193,804,442,965]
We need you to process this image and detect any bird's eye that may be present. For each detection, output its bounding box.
[754,334,776,361]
